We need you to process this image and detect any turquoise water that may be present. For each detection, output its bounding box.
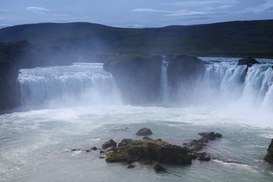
[0,106,273,182]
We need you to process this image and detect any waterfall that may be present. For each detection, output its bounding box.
[160,57,169,104]
[196,61,273,108]
[18,63,121,108]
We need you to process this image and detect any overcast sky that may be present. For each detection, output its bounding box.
[0,0,273,28]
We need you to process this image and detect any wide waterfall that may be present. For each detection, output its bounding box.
[188,60,273,109]
[160,57,169,104]
[18,63,121,108]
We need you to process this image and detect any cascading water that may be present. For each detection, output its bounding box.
[193,61,273,109]
[18,63,121,108]
[160,57,169,104]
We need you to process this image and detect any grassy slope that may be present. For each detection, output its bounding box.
[0,20,272,58]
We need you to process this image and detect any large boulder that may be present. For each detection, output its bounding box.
[105,139,192,165]
[198,132,222,141]
[136,128,153,136]
[102,139,117,149]
[264,139,273,163]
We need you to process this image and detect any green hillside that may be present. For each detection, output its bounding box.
[0,20,273,57]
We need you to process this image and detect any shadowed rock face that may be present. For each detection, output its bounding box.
[264,139,273,164]
[104,55,162,105]
[104,54,206,105]
[237,57,259,67]
[167,55,206,103]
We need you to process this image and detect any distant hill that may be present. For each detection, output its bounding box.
[0,20,273,57]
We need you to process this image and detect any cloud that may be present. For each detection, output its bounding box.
[132,8,172,13]
[132,8,223,17]
[245,0,273,13]
[26,6,50,14]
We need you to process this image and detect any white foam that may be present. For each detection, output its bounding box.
[213,159,259,173]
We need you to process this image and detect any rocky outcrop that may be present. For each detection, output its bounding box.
[103,54,207,105]
[105,139,192,165]
[237,57,259,67]
[136,128,153,136]
[167,55,206,103]
[0,40,81,111]
[0,41,29,110]
[198,132,222,141]
[264,139,273,163]
[104,55,162,105]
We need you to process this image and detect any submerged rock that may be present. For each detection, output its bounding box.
[127,164,136,169]
[105,139,191,165]
[198,132,222,141]
[102,139,117,149]
[136,128,153,136]
[264,139,273,163]
[153,164,166,172]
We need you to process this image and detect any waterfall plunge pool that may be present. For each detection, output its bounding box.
[0,60,273,181]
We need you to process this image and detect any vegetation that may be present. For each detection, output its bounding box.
[0,20,273,58]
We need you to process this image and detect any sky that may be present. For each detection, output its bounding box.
[0,0,273,28]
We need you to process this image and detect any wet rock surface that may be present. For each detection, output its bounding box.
[136,128,153,136]
[264,139,273,164]
[71,129,223,172]
[102,139,117,149]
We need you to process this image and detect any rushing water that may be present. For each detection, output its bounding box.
[0,60,273,182]
[160,57,169,104]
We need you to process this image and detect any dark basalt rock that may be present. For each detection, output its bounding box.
[102,139,117,149]
[136,128,153,136]
[127,164,136,169]
[153,164,166,172]
[143,136,153,140]
[264,139,273,164]
[118,138,134,147]
[198,132,222,141]
[105,139,192,165]
[91,146,98,151]
[196,152,211,161]
[237,57,259,67]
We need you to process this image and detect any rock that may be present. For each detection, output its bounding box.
[143,136,152,140]
[118,139,134,147]
[197,152,211,161]
[71,148,81,152]
[237,57,259,67]
[91,146,98,151]
[264,139,273,164]
[136,128,153,136]
[167,55,206,103]
[144,160,154,165]
[102,139,117,149]
[103,55,162,105]
[153,164,166,172]
[106,139,191,165]
[85,150,90,152]
[198,132,222,141]
[127,164,136,169]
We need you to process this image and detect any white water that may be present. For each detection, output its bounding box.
[180,61,273,110]
[1,59,273,182]
[160,57,169,104]
[18,63,121,109]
